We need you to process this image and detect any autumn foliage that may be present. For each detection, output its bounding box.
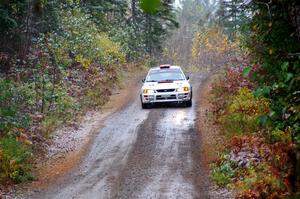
[211,66,297,198]
[191,26,243,70]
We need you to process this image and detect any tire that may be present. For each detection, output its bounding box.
[141,95,151,109]
[185,99,192,107]
[141,102,148,109]
[142,102,152,109]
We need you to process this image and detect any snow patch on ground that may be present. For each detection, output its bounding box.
[46,110,111,159]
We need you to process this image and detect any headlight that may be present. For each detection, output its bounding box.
[143,89,155,94]
[177,87,189,92]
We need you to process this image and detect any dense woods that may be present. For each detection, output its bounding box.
[206,0,300,198]
[165,0,299,197]
[0,0,299,198]
[0,0,177,184]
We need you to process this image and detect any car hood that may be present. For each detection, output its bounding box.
[142,80,189,90]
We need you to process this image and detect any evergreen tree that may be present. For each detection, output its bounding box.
[217,0,250,37]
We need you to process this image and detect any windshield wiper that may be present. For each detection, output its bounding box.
[158,79,174,83]
[146,80,157,82]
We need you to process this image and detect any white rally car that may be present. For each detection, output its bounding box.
[140,64,192,109]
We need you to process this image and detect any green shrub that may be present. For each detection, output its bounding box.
[41,115,61,138]
[49,8,125,69]
[219,114,252,135]
[212,162,235,187]
[284,193,300,199]
[267,129,292,145]
[0,137,34,183]
[235,163,283,197]
[228,87,270,117]
[219,87,270,135]
[82,85,111,109]
[0,79,32,133]
[51,87,75,119]
[42,88,75,137]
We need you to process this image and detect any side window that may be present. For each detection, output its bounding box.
[182,71,189,80]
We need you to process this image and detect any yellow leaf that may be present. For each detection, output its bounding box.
[268,22,272,27]
[269,48,273,55]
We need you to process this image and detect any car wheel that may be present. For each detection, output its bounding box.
[141,96,150,109]
[142,102,152,109]
[185,99,192,107]
[142,102,148,109]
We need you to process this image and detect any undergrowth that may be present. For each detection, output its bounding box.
[0,6,151,186]
[0,137,35,183]
[210,66,297,198]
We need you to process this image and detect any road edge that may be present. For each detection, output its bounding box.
[196,73,234,199]
[19,72,145,194]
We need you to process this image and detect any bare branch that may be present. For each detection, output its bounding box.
[256,0,272,20]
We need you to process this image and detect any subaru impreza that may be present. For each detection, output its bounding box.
[140,64,192,109]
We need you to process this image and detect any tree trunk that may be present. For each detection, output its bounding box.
[131,0,137,21]
[146,14,152,56]
[296,151,300,190]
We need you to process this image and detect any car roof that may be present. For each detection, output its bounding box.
[149,65,182,71]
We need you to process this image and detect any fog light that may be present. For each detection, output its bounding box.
[178,94,185,99]
[148,95,154,100]
[177,87,189,92]
[143,89,155,94]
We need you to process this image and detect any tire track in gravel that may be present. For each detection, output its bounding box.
[26,101,151,199]
[111,74,210,199]
[25,73,211,199]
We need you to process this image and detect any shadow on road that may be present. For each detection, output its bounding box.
[145,102,191,109]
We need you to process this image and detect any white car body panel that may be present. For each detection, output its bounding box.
[140,66,192,104]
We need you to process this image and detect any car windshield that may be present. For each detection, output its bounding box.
[146,69,185,82]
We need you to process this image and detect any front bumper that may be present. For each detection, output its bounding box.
[141,92,191,103]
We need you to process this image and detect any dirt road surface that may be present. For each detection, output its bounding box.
[26,73,214,199]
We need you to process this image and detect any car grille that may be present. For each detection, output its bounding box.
[156,89,176,93]
[156,95,177,100]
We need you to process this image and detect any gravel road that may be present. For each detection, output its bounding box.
[26,73,213,199]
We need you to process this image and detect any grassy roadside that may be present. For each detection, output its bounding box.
[0,60,149,195]
[27,64,147,191]
[200,68,299,199]
[197,73,234,199]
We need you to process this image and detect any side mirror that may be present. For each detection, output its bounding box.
[186,76,190,80]
[142,79,145,83]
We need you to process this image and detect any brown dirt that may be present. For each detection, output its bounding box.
[197,74,225,166]
[196,74,233,199]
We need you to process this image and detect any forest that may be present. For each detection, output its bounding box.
[0,0,177,182]
[0,0,299,198]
